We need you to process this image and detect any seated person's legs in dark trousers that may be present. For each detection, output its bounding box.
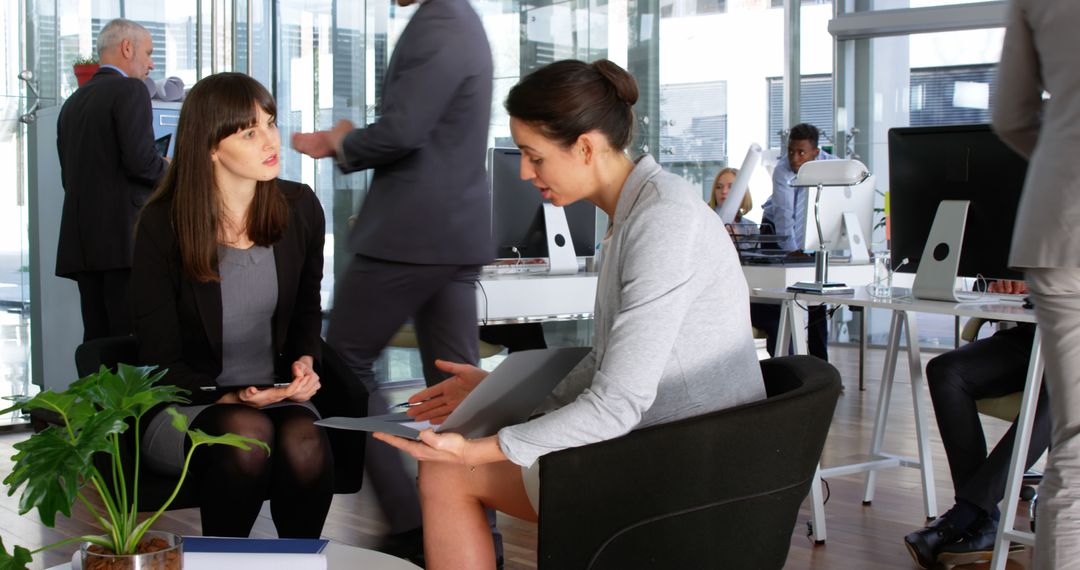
[327,255,502,564]
[479,323,547,353]
[749,302,829,361]
[75,269,132,341]
[904,324,1051,567]
[189,404,334,538]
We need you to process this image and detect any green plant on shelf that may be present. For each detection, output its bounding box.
[0,364,269,569]
[73,55,99,66]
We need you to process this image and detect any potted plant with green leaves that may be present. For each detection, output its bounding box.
[0,364,268,570]
[72,55,100,87]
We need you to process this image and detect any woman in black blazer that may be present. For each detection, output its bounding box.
[132,73,331,538]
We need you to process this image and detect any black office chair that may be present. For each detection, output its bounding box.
[73,335,368,511]
[536,355,842,570]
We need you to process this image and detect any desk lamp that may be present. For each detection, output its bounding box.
[787,159,871,295]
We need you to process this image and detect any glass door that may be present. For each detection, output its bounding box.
[0,0,33,423]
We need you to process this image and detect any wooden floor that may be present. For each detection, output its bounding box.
[0,344,1036,569]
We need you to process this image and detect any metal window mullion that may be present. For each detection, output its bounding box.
[783,0,801,134]
[828,1,1006,41]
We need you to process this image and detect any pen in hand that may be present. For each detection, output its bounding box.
[391,399,431,409]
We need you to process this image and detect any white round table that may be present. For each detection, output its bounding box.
[51,542,422,570]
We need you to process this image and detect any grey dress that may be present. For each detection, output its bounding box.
[142,245,315,474]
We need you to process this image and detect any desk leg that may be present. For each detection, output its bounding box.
[903,312,938,521]
[809,465,827,544]
[864,310,903,504]
[859,308,867,391]
[990,329,1043,570]
[777,300,807,356]
[777,301,791,357]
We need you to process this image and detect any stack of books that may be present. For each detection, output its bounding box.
[183,536,329,570]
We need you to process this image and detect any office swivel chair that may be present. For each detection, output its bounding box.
[72,335,369,511]
[536,355,842,570]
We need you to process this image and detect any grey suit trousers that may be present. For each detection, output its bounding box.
[1027,268,1080,570]
[327,254,480,533]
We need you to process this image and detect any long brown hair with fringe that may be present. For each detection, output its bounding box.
[143,72,287,282]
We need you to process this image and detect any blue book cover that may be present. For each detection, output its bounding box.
[183,536,329,554]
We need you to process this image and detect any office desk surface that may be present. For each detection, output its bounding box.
[751,287,1035,323]
[476,263,877,324]
[53,542,422,570]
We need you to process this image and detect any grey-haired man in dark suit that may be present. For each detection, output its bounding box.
[292,0,495,564]
[57,18,168,341]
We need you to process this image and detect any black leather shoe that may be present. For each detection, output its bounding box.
[903,517,966,569]
[936,518,1024,566]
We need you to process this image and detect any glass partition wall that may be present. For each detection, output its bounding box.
[10,0,1008,400]
[833,0,1006,346]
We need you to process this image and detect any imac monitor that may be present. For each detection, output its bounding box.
[800,173,876,253]
[489,148,597,259]
[888,124,1027,281]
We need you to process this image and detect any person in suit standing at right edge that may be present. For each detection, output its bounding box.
[291,0,495,564]
[56,18,168,341]
[994,0,1080,567]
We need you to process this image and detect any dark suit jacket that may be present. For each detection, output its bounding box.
[340,0,493,266]
[56,66,168,277]
[131,180,325,406]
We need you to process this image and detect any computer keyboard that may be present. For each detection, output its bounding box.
[482,262,550,275]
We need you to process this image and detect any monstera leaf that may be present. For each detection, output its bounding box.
[0,363,269,563]
[69,364,187,419]
[0,537,33,570]
[3,410,127,526]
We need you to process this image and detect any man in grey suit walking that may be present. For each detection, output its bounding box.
[994,0,1080,567]
[292,0,494,563]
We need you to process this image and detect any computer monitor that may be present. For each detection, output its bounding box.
[800,173,876,256]
[888,124,1027,281]
[489,148,597,259]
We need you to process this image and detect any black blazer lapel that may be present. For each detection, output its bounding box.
[192,279,223,360]
[273,219,301,354]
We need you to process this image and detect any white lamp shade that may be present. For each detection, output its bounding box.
[792,159,870,187]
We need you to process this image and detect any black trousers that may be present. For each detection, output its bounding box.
[749,301,829,361]
[326,255,492,535]
[926,323,1051,514]
[75,269,132,342]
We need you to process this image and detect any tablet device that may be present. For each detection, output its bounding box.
[316,346,591,440]
[199,382,290,392]
[154,133,172,157]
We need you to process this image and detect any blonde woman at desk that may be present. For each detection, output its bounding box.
[708,167,754,222]
[709,167,758,248]
[372,59,766,570]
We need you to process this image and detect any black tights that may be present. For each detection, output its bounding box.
[189,404,334,538]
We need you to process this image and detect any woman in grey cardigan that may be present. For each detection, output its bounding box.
[374,59,766,569]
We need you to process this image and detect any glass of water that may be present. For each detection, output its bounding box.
[870,251,892,298]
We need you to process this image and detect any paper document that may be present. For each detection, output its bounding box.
[316,346,591,440]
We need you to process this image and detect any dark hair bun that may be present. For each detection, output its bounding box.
[592,59,639,106]
[505,59,638,151]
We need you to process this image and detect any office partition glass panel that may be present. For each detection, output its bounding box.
[0,0,33,423]
[658,0,785,220]
[847,27,1003,346]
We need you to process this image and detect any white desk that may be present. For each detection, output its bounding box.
[55,542,422,570]
[476,272,597,324]
[476,263,874,323]
[757,287,1040,569]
